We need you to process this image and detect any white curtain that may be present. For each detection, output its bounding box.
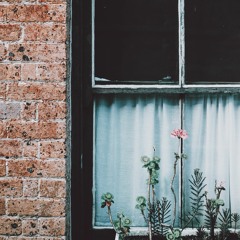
[184,94,240,227]
[94,94,240,228]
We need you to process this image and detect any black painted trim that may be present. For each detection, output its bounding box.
[71,0,115,239]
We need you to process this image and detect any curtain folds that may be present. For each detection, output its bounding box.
[94,94,240,228]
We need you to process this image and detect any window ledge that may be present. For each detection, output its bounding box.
[114,228,240,240]
[93,84,240,94]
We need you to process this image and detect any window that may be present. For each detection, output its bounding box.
[72,0,240,239]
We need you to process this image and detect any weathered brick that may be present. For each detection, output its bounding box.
[0,64,21,81]
[0,140,22,157]
[40,199,65,217]
[37,64,66,81]
[23,179,38,197]
[0,6,7,22]
[38,102,66,120]
[0,44,7,62]
[0,25,21,41]
[0,179,23,197]
[39,0,66,3]
[8,237,63,240]
[40,179,66,198]
[0,83,6,100]
[0,102,21,120]
[22,219,38,236]
[0,159,6,176]
[0,218,22,235]
[39,218,65,236]
[21,64,37,81]
[25,23,66,43]
[0,198,5,215]
[40,141,65,159]
[8,44,66,62]
[21,102,37,121]
[0,0,36,2]
[23,140,38,158]
[7,121,66,139]
[6,5,66,22]
[7,199,65,217]
[8,160,65,178]
[0,121,7,138]
[7,83,66,101]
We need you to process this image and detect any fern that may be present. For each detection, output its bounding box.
[232,213,240,231]
[157,197,171,236]
[149,202,161,236]
[183,169,206,229]
[219,208,232,240]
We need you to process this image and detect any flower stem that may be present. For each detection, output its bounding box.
[107,206,120,234]
[148,172,152,240]
[171,139,181,227]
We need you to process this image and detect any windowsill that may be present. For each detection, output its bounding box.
[114,228,240,240]
[92,84,240,94]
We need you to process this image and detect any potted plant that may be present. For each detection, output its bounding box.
[101,129,240,240]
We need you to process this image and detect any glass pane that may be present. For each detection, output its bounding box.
[94,95,180,227]
[184,94,240,227]
[95,0,178,83]
[186,0,240,83]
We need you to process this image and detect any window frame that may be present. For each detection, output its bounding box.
[71,0,240,239]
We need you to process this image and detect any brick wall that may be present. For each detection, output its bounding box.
[0,0,68,239]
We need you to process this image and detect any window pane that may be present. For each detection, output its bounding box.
[95,0,178,83]
[184,94,240,226]
[94,95,180,226]
[186,0,240,83]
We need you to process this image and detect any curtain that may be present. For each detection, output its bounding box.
[184,94,240,227]
[94,94,240,228]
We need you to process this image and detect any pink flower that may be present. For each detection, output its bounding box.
[171,129,188,139]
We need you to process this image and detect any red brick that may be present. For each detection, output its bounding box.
[7,199,65,217]
[7,82,66,101]
[38,102,66,120]
[40,141,65,159]
[0,64,21,81]
[39,0,66,3]
[23,140,38,158]
[7,121,66,139]
[0,140,22,157]
[21,64,37,81]
[25,23,66,43]
[8,159,65,178]
[37,64,66,81]
[0,160,6,176]
[0,121,7,138]
[0,6,7,22]
[0,25,21,41]
[0,44,7,61]
[0,83,6,100]
[23,179,38,197]
[6,5,66,23]
[21,102,37,121]
[8,44,66,62]
[40,179,66,198]
[22,219,38,236]
[0,198,5,215]
[0,218,21,235]
[0,179,23,197]
[8,237,63,240]
[39,218,65,236]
